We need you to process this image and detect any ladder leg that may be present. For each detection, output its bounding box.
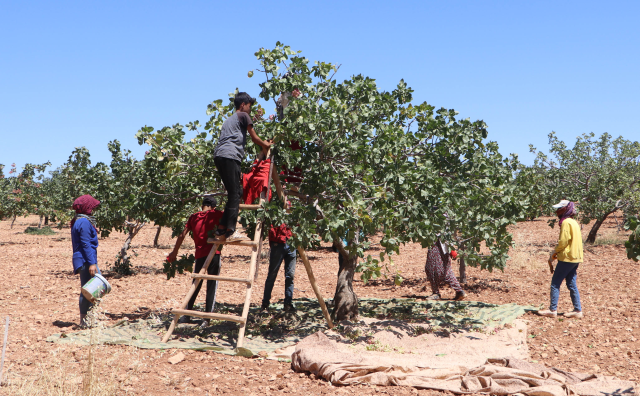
[162,316,180,343]
[236,244,258,349]
[236,204,265,349]
[236,155,273,349]
[297,247,334,329]
[162,243,220,343]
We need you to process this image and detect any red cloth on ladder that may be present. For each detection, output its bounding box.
[242,158,272,205]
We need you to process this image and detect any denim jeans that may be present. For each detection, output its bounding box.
[550,261,581,312]
[188,254,221,312]
[214,156,242,235]
[79,263,102,315]
[262,242,296,306]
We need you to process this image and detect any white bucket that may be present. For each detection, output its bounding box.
[81,274,112,303]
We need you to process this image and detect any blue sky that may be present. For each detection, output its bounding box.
[1,1,639,173]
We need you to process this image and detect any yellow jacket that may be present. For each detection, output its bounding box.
[555,218,583,263]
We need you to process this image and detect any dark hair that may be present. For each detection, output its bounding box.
[234,92,255,110]
[202,196,217,208]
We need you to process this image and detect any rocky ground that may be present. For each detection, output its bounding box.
[0,214,637,395]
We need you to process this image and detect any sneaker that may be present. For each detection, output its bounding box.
[225,230,251,243]
[427,294,441,300]
[283,303,296,313]
[564,311,583,319]
[454,291,466,301]
[537,309,557,318]
[178,315,192,324]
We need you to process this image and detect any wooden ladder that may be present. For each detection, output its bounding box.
[161,154,334,350]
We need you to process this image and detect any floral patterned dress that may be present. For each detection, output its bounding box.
[425,243,463,295]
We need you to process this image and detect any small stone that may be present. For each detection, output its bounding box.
[168,352,186,365]
[34,314,44,320]
[541,353,548,358]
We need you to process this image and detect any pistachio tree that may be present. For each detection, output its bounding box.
[249,43,526,318]
[0,162,51,228]
[625,216,640,262]
[138,43,526,320]
[56,143,147,274]
[531,132,640,243]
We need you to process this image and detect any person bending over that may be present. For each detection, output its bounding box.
[425,239,466,301]
[212,92,272,243]
[167,196,223,325]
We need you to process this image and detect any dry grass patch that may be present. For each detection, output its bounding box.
[7,307,136,396]
[507,229,552,270]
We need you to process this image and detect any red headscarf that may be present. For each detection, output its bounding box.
[70,195,100,228]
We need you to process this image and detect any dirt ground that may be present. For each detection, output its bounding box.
[0,213,638,395]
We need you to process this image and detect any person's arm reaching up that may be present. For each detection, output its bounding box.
[248,124,273,151]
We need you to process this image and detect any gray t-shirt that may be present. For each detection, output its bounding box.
[213,112,253,161]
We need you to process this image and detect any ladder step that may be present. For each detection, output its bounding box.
[191,274,252,284]
[206,238,258,246]
[172,309,246,324]
[239,204,261,210]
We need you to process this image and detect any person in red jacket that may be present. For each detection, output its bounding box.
[167,196,223,325]
[261,222,297,313]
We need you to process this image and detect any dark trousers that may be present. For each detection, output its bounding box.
[214,156,242,235]
[79,263,102,315]
[188,254,221,312]
[262,242,296,307]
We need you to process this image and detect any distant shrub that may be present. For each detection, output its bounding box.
[24,226,56,235]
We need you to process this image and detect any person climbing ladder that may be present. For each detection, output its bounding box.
[211,92,272,243]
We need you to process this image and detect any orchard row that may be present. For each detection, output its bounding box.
[1,43,638,320]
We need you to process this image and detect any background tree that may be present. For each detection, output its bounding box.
[514,163,556,221]
[0,162,51,228]
[531,132,640,243]
[625,216,640,262]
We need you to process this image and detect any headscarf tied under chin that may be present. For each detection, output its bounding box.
[70,195,100,229]
[558,201,575,227]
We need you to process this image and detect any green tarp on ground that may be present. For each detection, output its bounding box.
[46,298,536,356]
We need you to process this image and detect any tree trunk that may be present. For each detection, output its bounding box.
[117,222,146,273]
[458,241,467,284]
[44,216,49,226]
[153,226,162,248]
[332,252,359,322]
[120,232,134,264]
[586,214,610,244]
[10,215,16,229]
[459,255,467,284]
[38,215,43,228]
